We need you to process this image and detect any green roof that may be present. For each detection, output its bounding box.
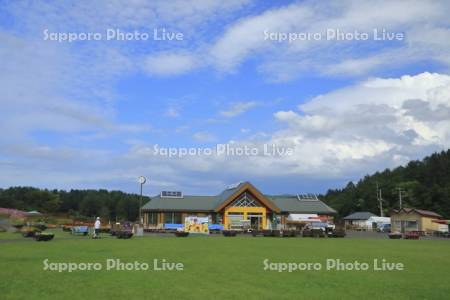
[141,195,221,211]
[141,182,336,215]
[268,195,336,214]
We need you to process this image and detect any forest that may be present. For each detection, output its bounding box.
[1,149,450,221]
[0,187,149,221]
[322,149,450,219]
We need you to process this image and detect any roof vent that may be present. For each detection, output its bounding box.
[160,191,183,198]
[297,194,319,201]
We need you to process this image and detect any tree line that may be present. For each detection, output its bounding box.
[0,187,150,221]
[321,149,450,219]
[2,149,450,221]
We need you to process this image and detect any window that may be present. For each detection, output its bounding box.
[405,221,418,229]
[147,212,158,225]
[164,212,182,224]
[211,213,217,224]
[229,192,262,207]
[174,213,182,224]
[216,214,222,224]
[228,213,244,225]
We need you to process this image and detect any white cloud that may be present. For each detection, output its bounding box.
[164,107,181,118]
[143,52,197,76]
[4,72,445,193]
[209,3,312,72]
[209,0,450,80]
[2,1,450,193]
[220,101,258,117]
[112,72,450,191]
[268,72,450,175]
[193,132,216,142]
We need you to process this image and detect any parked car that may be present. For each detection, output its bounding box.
[377,223,391,233]
[309,222,335,232]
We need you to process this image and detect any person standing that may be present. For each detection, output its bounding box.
[94,217,101,238]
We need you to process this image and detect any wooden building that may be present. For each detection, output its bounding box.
[141,182,336,230]
[390,208,443,233]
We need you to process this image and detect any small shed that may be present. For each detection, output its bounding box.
[343,212,378,230]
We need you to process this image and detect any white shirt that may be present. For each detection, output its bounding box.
[94,220,101,229]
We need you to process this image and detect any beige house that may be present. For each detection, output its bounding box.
[390,208,443,233]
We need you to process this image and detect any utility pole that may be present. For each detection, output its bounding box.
[396,187,406,210]
[376,182,384,217]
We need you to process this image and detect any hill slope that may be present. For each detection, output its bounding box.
[322,149,450,219]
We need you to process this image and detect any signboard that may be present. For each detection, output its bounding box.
[184,216,209,234]
[438,224,449,233]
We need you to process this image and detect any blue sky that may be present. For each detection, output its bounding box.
[1,0,450,196]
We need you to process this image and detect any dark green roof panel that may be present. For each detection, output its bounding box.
[268,195,336,214]
[142,183,336,215]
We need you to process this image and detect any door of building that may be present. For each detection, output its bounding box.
[248,213,262,230]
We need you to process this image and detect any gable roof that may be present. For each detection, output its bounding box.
[391,208,442,219]
[142,182,336,215]
[343,212,377,220]
[214,182,280,213]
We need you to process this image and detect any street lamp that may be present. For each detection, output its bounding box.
[138,176,146,224]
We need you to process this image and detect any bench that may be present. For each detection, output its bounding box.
[71,226,88,236]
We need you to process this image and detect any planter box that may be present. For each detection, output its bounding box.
[330,230,346,238]
[22,231,37,238]
[34,232,54,241]
[222,230,237,237]
[251,230,260,237]
[404,232,420,240]
[174,231,189,237]
[281,230,296,237]
[388,233,402,239]
[271,230,281,237]
[21,226,41,237]
[116,231,133,239]
[262,230,274,237]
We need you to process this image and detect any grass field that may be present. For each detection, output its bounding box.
[1,232,449,300]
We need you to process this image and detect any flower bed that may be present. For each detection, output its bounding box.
[116,231,133,239]
[174,231,189,237]
[222,230,237,237]
[404,232,420,240]
[34,232,54,241]
[388,233,402,239]
[21,226,41,237]
[329,230,346,238]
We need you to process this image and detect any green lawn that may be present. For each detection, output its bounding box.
[0,232,449,300]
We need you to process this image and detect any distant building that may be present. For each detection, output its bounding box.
[343,212,390,230]
[390,208,443,233]
[141,181,336,230]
